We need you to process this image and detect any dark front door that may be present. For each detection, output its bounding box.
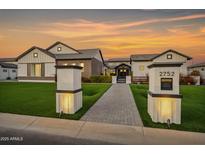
[118,68,128,77]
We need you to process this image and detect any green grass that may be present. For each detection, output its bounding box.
[130,84,205,133]
[0,82,111,120]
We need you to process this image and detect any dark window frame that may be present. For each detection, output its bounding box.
[167,54,172,59]
[161,78,173,91]
[3,69,7,72]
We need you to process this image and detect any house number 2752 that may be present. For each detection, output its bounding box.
[159,72,175,76]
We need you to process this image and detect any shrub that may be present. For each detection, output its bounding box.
[90,75,112,83]
[180,76,196,85]
[110,72,116,76]
[82,77,91,83]
[190,70,200,76]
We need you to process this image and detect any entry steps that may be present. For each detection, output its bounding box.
[117,76,126,83]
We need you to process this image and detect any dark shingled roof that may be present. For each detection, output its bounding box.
[55,48,104,62]
[0,62,17,68]
[55,53,95,60]
[0,58,16,62]
[188,62,205,68]
[130,54,159,61]
[131,49,192,61]
[106,58,130,62]
[148,62,183,68]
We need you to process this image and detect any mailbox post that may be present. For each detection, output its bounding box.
[56,65,83,114]
[147,62,183,124]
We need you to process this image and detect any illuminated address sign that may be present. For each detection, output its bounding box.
[161,78,173,90]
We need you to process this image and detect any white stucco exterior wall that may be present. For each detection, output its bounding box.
[149,67,180,94]
[132,61,152,77]
[45,63,56,77]
[18,64,27,77]
[57,68,81,91]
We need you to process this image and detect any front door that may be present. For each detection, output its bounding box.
[118,68,127,77]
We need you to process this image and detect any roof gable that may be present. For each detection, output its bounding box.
[17,46,55,60]
[46,41,80,54]
[152,49,192,60]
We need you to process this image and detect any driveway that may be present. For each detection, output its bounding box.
[81,84,143,126]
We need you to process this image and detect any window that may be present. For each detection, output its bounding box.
[201,68,204,71]
[139,65,144,71]
[31,64,42,77]
[80,63,84,72]
[167,54,172,59]
[3,69,7,72]
[63,63,68,66]
[33,53,38,58]
[161,78,173,90]
[12,70,16,73]
[72,63,76,66]
[57,47,62,52]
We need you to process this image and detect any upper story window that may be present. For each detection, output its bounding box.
[202,68,204,71]
[139,65,144,71]
[3,69,7,72]
[33,53,38,58]
[12,70,16,73]
[57,47,62,52]
[167,54,172,59]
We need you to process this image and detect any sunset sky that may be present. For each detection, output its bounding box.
[0,10,205,63]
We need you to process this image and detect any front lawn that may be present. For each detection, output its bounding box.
[0,82,111,120]
[130,84,205,133]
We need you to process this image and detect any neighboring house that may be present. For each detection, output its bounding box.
[0,62,17,80]
[16,41,104,82]
[188,62,205,84]
[130,49,192,83]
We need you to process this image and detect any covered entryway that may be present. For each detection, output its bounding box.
[115,64,131,83]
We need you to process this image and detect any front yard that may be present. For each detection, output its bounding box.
[0,82,111,120]
[130,84,205,133]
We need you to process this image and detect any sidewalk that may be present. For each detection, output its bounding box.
[81,84,143,126]
[0,113,205,144]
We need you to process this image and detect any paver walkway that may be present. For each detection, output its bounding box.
[81,84,143,126]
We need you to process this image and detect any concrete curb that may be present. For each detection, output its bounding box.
[0,113,205,144]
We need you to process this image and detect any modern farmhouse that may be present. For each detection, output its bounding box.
[16,41,104,82]
[105,49,192,83]
[0,40,192,84]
